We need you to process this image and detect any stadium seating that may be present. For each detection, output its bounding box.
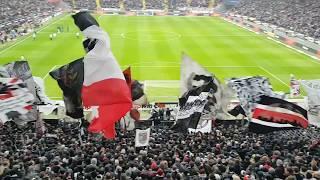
[0,0,56,44]
[101,0,121,9]
[230,0,320,39]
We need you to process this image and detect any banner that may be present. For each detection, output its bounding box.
[135,128,151,147]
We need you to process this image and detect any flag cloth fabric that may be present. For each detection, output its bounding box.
[180,54,228,119]
[249,95,309,133]
[188,120,212,133]
[5,61,40,104]
[50,11,132,139]
[228,104,246,117]
[301,80,320,111]
[180,53,212,95]
[0,78,34,124]
[172,79,219,133]
[290,76,300,98]
[227,76,282,116]
[135,128,151,147]
[50,58,84,119]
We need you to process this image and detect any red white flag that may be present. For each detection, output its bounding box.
[79,20,132,138]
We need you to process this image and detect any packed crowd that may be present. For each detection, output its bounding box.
[145,0,165,10]
[123,0,143,10]
[74,0,97,10]
[0,0,56,44]
[190,0,210,8]
[230,0,320,39]
[0,119,319,179]
[101,0,121,9]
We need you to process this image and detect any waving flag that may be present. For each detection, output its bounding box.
[227,76,283,116]
[249,95,308,133]
[51,12,131,139]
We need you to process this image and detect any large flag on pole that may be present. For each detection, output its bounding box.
[180,53,212,95]
[180,54,228,118]
[51,12,132,138]
[249,95,308,133]
[50,58,84,119]
[0,78,35,124]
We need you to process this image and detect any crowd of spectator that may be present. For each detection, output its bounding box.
[0,119,319,179]
[123,0,143,11]
[101,0,121,9]
[230,0,320,40]
[145,0,165,10]
[0,0,57,44]
[74,0,97,10]
[190,0,210,8]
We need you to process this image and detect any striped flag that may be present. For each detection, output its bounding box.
[249,95,308,133]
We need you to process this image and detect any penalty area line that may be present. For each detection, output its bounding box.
[43,65,58,80]
[258,66,289,88]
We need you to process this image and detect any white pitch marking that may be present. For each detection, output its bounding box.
[0,15,69,55]
[258,66,289,87]
[43,65,57,80]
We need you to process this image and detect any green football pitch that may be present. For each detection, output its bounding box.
[1,14,320,102]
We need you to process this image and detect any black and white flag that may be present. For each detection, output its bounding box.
[249,95,308,133]
[180,54,229,119]
[227,76,282,116]
[172,79,219,133]
[0,78,35,124]
[5,61,40,104]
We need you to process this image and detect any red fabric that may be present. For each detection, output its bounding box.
[83,78,132,139]
[82,78,131,107]
[253,108,308,128]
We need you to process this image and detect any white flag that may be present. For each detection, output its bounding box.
[301,80,320,107]
[135,128,151,147]
[180,53,212,95]
[188,120,212,133]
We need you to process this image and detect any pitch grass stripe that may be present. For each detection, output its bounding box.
[258,66,289,87]
[0,14,69,55]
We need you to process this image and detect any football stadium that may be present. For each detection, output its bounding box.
[0,0,320,179]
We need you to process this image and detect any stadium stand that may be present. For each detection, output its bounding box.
[230,0,320,39]
[0,0,56,44]
[190,0,210,8]
[0,120,319,179]
[74,0,97,10]
[123,0,143,10]
[101,0,121,9]
[145,0,165,10]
